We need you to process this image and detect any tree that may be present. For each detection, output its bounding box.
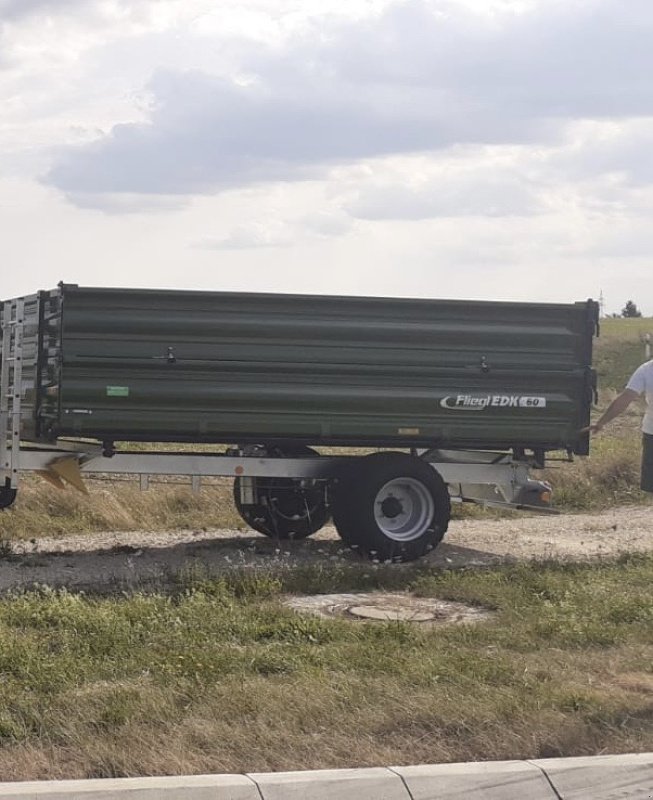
[622,300,642,318]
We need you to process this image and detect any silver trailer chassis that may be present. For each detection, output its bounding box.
[5,443,552,512]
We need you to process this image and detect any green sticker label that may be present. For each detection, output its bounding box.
[106,386,130,397]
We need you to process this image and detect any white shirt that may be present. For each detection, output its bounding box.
[626,360,653,435]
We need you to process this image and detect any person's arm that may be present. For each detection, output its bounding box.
[582,388,639,434]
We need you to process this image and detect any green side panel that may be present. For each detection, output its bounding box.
[16,285,598,453]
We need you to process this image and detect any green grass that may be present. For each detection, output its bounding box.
[539,315,653,510]
[540,315,653,510]
[542,427,648,510]
[594,317,653,389]
[0,557,650,780]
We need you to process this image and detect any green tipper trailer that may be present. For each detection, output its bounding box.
[1,284,600,561]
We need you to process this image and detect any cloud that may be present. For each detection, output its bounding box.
[0,0,161,20]
[332,0,653,119]
[62,190,188,214]
[45,66,471,197]
[197,222,293,249]
[300,210,353,237]
[346,163,541,219]
[196,210,352,249]
[548,119,653,187]
[0,0,79,19]
[44,0,653,205]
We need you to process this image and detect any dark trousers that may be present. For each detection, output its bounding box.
[642,434,653,493]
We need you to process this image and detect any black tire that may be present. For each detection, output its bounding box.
[0,483,17,510]
[332,452,450,562]
[233,446,330,539]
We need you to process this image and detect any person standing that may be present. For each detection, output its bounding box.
[584,359,653,493]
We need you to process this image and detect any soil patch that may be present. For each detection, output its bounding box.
[0,504,651,594]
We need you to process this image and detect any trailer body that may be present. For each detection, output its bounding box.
[2,284,598,453]
[0,285,599,562]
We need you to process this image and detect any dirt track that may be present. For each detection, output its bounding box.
[0,504,650,594]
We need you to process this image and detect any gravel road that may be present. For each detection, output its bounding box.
[0,505,650,594]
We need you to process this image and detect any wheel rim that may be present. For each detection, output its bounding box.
[373,477,435,541]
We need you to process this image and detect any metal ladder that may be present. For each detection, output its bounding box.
[0,298,25,493]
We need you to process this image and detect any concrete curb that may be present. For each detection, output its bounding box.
[0,753,650,799]
[0,774,259,799]
[391,759,558,798]
[247,767,409,799]
[531,752,653,799]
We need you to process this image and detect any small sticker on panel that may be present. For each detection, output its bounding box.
[398,427,420,435]
[106,386,130,397]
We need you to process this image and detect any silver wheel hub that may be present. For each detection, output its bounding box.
[373,477,435,541]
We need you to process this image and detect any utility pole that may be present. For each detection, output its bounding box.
[599,290,605,318]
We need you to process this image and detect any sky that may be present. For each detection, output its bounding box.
[0,0,651,314]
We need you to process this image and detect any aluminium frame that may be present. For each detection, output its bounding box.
[6,441,553,513]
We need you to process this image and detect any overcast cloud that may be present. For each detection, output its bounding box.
[0,0,162,20]
[0,0,651,313]
[44,0,653,201]
[0,0,79,19]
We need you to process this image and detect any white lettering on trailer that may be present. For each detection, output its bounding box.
[440,395,547,411]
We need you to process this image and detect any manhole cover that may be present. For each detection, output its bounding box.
[284,592,493,626]
[347,605,436,622]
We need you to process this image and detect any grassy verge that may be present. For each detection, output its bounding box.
[594,317,652,390]
[542,427,647,511]
[0,477,245,540]
[0,556,650,780]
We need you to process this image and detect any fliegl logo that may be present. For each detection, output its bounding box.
[440,394,547,411]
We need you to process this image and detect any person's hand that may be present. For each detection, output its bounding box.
[580,422,603,435]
